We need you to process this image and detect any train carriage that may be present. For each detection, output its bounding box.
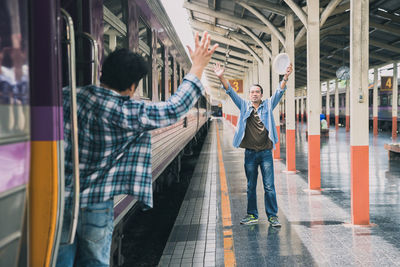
[0,0,210,266]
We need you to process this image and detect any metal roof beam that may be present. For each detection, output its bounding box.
[283,0,308,30]
[238,25,272,58]
[190,19,258,46]
[231,37,263,64]
[209,58,247,72]
[183,1,271,34]
[204,32,262,54]
[215,47,254,61]
[369,40,400,54]
[370,21,400,36]
[235,0,290,16]
[237,2,286,47]
[211,53,250,67]
[294,0,346,47]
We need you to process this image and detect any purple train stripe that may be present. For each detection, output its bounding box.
[0,141,30,194]
[31,106,63,141]
[114,195,135,219]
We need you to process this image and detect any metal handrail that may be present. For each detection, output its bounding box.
[60,8,80,245]
[77,32,99,85]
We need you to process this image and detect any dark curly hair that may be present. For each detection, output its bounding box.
[100,49,148,92]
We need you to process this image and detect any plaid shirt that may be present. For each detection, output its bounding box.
[63,73,204,209]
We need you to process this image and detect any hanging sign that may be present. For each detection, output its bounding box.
[381,76,393,91]
[229,79,243,93]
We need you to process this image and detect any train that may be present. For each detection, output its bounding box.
[321,80,400,129]
[0,0,211,266]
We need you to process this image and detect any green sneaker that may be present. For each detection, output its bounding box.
[268,216,281,227]
[240,214,258,225]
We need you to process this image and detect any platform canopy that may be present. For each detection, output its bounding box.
[183,0,400,97]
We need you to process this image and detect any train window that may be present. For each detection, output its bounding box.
[168,55,174,96]
[381,95,388,106]
[176,63,180,87]
[0,0,30,144]
[137,18,151,99]
[103,0,128,56]
[389,95,392,106]
[157,40,165,101]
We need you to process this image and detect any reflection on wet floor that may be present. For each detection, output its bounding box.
[222,119,400,266]
[279,122,400,256]
[159,119,400,266]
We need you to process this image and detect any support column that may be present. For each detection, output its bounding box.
[301,91,305,123]
[392,63,398,140]
[335,79,339,130]
[345,81,350,132]
[326,82,330,125]
[285,13,296,172]
[307,0,321,190]
[259,50,271,98]
[350,0,369,225]
[373,67,378,136]
[271,35,281,160]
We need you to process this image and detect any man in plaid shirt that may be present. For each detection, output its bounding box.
[57,32,218,267]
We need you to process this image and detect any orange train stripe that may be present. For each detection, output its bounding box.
[286,129,296,171]
[350,145,369,225]
[308,135,321,190]
[29,141,59,267]
[273,126,281,159]
[215,123,237,267]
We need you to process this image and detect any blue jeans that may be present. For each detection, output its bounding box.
[244,149,278,219]
[56,199,114,267]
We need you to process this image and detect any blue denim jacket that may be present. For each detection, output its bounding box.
[225,82,286,149]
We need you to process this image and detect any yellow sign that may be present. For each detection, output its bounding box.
[229,79,243,93]
[381,76,393,91]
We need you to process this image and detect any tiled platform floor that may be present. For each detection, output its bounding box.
[159,118,400,266]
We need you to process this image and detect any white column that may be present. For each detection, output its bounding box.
[326,81,330,123]
[253,61,259,84]
[335,79,339,129]
[285,13,296,171]
[307,0,320,189]
[259,50,271,98]
[373,67,378,135]
[345,80,350,131]
[349,0,369,225]
[271,34,281,159]
[392,62,398,139]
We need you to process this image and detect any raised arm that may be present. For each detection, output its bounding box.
[271,63,293,109]
[121,32,219,131]
[213,62,245,109]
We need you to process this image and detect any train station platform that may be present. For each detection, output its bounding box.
[158,118,400,267]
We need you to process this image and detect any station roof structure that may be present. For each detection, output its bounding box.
[183,0,400,96]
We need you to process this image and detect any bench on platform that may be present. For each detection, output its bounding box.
[384,143,400,160]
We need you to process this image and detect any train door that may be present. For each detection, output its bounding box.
[28,0,102,265]
[0,0,30,266]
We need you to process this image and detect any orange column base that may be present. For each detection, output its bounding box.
[301,114,304,123]
[346,115,350,132]
[393,117,398,140]
[373,117,378,136]
[273,126,281,160]
[351,146,369,225]
[286,129,296,171]
[308,135,321,190]
[335,115,339,130]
